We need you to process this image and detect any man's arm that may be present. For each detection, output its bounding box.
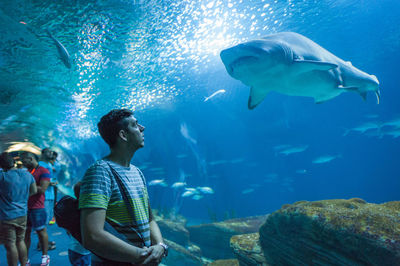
[29,182,37,196]
[141,209,166,265]
[80,208,150,263]
[149,220,163,245]
[36,179,50,194]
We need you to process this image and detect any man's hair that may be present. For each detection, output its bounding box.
[0,152,15,171]
[41,147,52,159]
[51,151,58,160]
[97,109,134,147]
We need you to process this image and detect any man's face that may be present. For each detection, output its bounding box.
[21,154,36,169]
[42,149,53,160]
[122,115,145,149]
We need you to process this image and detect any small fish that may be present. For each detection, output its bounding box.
[182,190,195,197]
[148,167,164,171]
[279,145,309,156]
[242,188,254,194]
[273,144,292,151]
[208,160,228,166]
[364,114,379,119]
[343,122,381,136]
[171,182,186,188]
[148,179,167,187]
[384,130,400,138]
[46,29,71,69]
[312,155,340,164]
[204,89,226,102]
[264,173,278,183]
[383,117,400,128]
[295,169,307,174]
[192,194,204,200]
[230,158,245,164]
[197,186,214,194]
[176,154,188,159]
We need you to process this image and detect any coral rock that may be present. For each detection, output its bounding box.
[230,233,269,265]
[207,259,240,266]
[259,199,400,265]
[188,215,269,259]
[156,218,190,246]
[163,238,205,265]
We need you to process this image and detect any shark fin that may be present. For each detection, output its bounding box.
[375,90,380,104]
[248,86,270,109]
[292,59,338,73]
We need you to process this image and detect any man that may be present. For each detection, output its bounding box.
[79,109,167,265]
[0,152,37,266]
[49,151,59,214]
[38,148,57,250]
[21,152,51,266]
[39,148,58,225]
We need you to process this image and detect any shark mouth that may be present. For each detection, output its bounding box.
[229,56,259,75]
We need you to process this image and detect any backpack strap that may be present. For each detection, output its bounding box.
[105,162,144,244]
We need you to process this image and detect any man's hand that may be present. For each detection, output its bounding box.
[140,244,164,265]
[133,247,150,264]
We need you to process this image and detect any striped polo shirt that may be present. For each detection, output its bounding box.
[79,159,151,247]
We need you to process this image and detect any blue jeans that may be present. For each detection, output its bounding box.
[44,199,54,224]
[27,208,47,231]
[68,249,91,266]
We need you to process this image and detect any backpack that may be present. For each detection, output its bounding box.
[54,195,82,242]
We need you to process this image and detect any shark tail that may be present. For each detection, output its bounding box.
[45,29,54,39]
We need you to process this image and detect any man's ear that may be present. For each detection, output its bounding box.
[119,129,128,142]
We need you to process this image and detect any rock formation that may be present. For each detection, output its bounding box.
[259,199,400,265]
[230,233,269,265]
[187,215,269,259]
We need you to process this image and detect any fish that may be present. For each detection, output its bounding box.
[197,186,214,194]
[384,130,400,138]
[230,158,245,164]
[273,144,292,151]
[148,167,164,172]
[242,188,255,194]
[278,145,308,156]
[343,122,381,136]
[182,190,196,197]
[312,155,340,164]
[220,32,380,109]
[148,179,167,187]
[383,117,400,128]
[176,154,188,159]
[171,182,187,188]
[204,89,226,102]
[192,194,204,200]
[208,160,228,166]
[295,169,308,174]
[46,29,71,69]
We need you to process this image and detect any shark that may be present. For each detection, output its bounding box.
[46,29,71,69]
[220,32,380,109]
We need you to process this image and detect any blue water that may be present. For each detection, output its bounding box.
[0,0,399,225]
